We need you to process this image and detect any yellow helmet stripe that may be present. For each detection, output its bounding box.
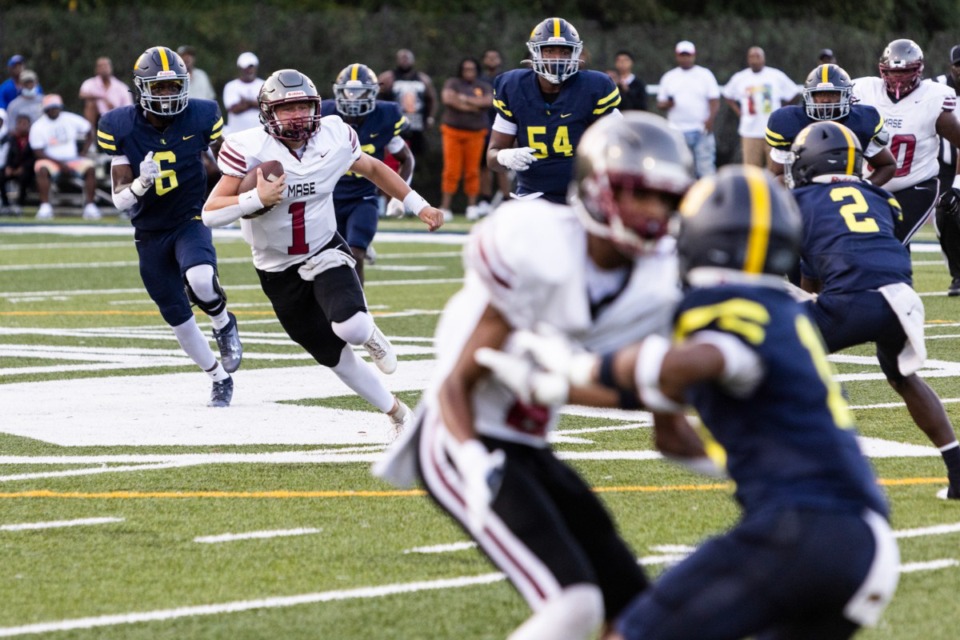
[744,167,771,274]
[157,46,170,71]
[821,64,829,83]
[553,18,561,37]
[831,121,857,175]
[350,64,359,81]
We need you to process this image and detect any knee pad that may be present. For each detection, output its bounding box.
[184,264,227,316]
[330,311,374,346]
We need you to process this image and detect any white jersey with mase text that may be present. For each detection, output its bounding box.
[426,200,681,447]
[853,77,956,192]
[217,116,361,272]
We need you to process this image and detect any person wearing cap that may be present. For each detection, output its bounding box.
[222,52,263,135]
[722,46,799,168]
[78,56,133,130]
[818,48,837,65]
[177,46,216,101]
[0,55,42,110]
[6,69,44,125]
[656,40,720,177]
[29,94,101,220]
[934,44,960,296]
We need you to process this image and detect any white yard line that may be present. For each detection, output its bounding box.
[899,559,960,573]
[0,573,506,638]
[405,541,478,554]
[194,528,321,544]
[0,517,123,531]
[894,522,960,539]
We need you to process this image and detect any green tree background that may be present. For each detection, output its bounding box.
[3,0,958,202]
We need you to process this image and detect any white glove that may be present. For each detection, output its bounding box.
[496,147,539,172]
[453,439,506,533]
[512,327,598,387]
[475,347,570,406]
[385,197,406,218]
[131,151,160,197]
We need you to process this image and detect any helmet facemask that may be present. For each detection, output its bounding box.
[527,42,583,85]
[802,87,852,121]
[262,96,322,142]
[334,81,377,118]
[135,73,189,117]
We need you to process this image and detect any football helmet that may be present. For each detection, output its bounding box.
[879,39,924,99]
[526,17,583,84]
[259,69,322,142]
[802,64,854,121]
[132,46,190,117]
[786,121,864,189]
[570,111,694,256]
[333,63,379,118]
[677,165,801,280]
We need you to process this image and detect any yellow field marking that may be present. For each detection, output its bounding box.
[0,477,942,499]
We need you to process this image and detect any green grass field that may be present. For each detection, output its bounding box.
[0,216,957,639]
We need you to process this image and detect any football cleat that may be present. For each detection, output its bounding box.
[363,325,397,374]
[387,399,414,440]
[213,312,243,373]
[208,376,233,408]
[948,278,960,297]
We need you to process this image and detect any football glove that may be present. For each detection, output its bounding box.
[511,327,598,387]
[496,147,539,172]
[453,439,506,533]
[131,151,160,197]
[938,187,960,219]
[475,347,570,406]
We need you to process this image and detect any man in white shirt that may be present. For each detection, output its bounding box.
[657,40,720,177]
[177,46,217,101]
[29,94,100,220]
[723,46,799,167]
[222,52,263,135]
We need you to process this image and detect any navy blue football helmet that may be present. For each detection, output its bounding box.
[333,63,379,118]
[133,46,190,117]
[526,17,583,84]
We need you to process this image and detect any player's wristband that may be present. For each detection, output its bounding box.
[633,335,684,413]
[238,189,265,216]
[952,175,960,190]
[130,177,152,197]
[403,190,429,216]
[112,186,139,211]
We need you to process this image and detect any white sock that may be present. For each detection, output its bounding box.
[330,345,395,412]
[330,311,375,346]
[508,584,604,640]
[171,318,218,372]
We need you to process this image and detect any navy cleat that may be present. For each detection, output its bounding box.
[949,278,960,297]
[208,376,234,408]
[213,312,243,373]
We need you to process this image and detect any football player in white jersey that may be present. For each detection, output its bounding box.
[374,112,709,640]
[853,39,960,244]
[202,69,445,436]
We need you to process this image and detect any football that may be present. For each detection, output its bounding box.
[238,160,284,219]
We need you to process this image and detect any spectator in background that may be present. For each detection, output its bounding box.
[476,48,510,215]
[934,44,960,296]
[3,113,35,215]
[819,48,837,65]
[612,50,647,111]
[78,56,132,130]
[177,46,217,101]
[222,52,263,135]
[0,55,41,109]
[378,49,438,157]
[722,46,799,167]
[7,70,44,125]
[30,94,100,220]
[0,108,8,213]
[439,57,493,222]
[657,40,720,177]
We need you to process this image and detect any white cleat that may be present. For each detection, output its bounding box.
[387,399,414,440]
[363,325,397,374]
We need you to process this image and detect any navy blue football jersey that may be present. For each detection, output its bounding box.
[674,284,888,517]
[320,99,407,201]
[765,104,885,154]
[493,69,620,199]
[97,100,223,231]
[794,181,912,294]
